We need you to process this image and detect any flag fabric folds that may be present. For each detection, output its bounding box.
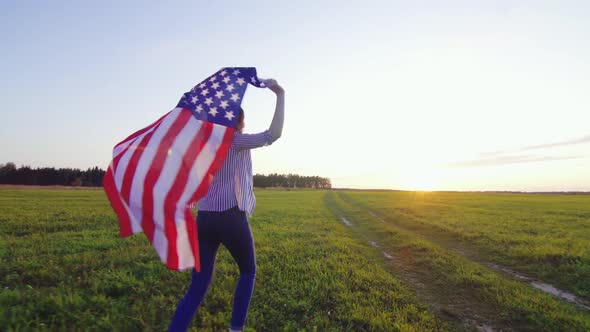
[103,67,266,271]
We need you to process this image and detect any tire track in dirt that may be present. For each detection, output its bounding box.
[325,192,506,332]
[338,192,590,312]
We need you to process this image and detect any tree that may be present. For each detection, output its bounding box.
[253,173,331,189]
[0,163,106,186]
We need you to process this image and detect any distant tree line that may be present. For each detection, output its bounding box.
[0,163,331,189]
[253,173,331,189]
[0,162,105,187]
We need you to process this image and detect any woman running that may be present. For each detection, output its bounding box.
[168,79,285,332]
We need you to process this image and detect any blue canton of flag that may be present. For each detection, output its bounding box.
[177,67,266,128]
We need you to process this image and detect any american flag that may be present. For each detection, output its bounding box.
[103,67,266,271]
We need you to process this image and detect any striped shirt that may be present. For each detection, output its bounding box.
[198,129,275,216]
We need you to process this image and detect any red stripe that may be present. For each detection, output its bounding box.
[174,124,231,272]
[103,165,133,237]
[120,129,157,204]
[189,127,235,204]
[107,109,234,272]
[168,124,232,271]
[113,115,167,172]
[163,121,213,270]
[105,116,166,240]
[114,110,172,149]
[142,109,192,243]
[185,208,200,272]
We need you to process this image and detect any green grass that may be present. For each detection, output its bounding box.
[339,190,590,300]
[2,188,589,331]
[327,191,590,331]
[0,188,440,331]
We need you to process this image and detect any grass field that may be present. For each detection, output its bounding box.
[339,191,590,299]
[1,188,589,331]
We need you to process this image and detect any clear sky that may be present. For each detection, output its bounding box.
[2,1,589,191]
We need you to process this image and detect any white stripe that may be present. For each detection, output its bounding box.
[198,131,269,215]
[113,109,181,189]
[127,108,184,234]
[175,210,194,271]
[113,132,147,160]
[152,227,168,263]
[177,124,228,269]
[151,115,203,265]
[182,124,227,205]
[111,131,153,234]
[114,134,145,190]
[112,114,169,159]
[113,135,139,160]
[198,147,238,211]
[108,163,142,235]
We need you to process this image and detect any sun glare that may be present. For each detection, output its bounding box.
[399,167,443,191]
[406,177,439,191]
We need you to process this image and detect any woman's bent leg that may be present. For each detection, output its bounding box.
[222,211,256,330]
[230,268,256,330]
[168,237,219,332]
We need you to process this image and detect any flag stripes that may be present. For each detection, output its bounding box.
[104,67,265,272]
[103,107,234,271]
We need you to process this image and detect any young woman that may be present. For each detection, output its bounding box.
[169,79,285,332]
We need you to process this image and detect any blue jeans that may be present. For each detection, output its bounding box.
[168,206,256,331]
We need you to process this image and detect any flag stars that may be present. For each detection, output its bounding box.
[178,68,266,123]
[224,111,235,121]
[230,93,241,102]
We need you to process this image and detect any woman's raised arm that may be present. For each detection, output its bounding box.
[264,79,285,142]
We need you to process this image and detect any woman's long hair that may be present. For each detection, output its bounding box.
[237,107,245,132]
